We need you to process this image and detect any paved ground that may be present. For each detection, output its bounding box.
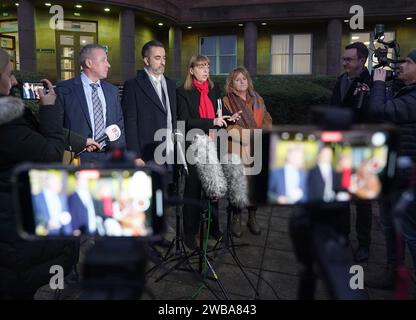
[35,202,415,300]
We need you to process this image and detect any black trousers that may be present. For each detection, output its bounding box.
[182,164,221,236]
[336,202,373,247]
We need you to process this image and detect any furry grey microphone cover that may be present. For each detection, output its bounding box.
[0,96,25,126]
[221,153,249,208]
[190,134,227,200]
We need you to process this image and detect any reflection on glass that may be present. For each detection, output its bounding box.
[80,36,94,47]
[293,55,311,74]
[61,47,74,58]
[219,56,235,74]
[61,71,74,80]
[219,36,236,55]
[61,59,74,70]
[60,35,74,46]
[200,37,216,56]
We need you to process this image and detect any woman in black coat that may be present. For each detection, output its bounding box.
[0,48,97,299]
[177,54,240,250]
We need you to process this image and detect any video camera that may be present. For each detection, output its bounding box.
[372,24,404,81]
[250,124,398,207]
[11,162,165,240]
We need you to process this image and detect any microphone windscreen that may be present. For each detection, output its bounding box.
[0,97,25,126]
[190,134,227,200]
[104,124,121,142]
[221,153,249,208]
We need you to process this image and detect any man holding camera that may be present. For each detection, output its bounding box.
[330,42,373,263]
[366,49,416,288]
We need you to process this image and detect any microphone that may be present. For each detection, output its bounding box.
[189,134,227,200]
[95,124,121,144]
[76,124,121,156]
[221,153,249,208]
[173,130,189,176]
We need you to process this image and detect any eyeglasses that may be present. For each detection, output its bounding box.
[194,64,210,70]
[341,57,359,63]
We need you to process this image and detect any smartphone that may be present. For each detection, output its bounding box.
[250,125,398,206]
[21,82,47,100]
[12,164,165,239]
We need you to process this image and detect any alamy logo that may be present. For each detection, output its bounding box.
[49,5,64,30]
[349,265,364,290]
[49,265,64,290]
[349,5,364,30]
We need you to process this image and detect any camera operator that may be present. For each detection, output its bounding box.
[0,48,79,299]
[365,49,416,288]
[330,42,373,262]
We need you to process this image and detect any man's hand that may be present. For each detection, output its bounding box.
[85,138,100,152]
[373,68,387,82]
[135,158,145,166]
[38,78,57,106]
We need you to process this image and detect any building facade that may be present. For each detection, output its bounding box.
[0,0,415,84]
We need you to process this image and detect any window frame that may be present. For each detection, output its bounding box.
[270,33,313,75]
[199,35,237,75]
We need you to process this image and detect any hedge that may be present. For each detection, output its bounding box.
[210,75,337,124]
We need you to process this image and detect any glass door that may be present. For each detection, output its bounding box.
[56,31,96,80]
[0,35,16,69]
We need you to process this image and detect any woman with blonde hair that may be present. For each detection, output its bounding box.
[223,66,272,237]
[177,55,241,249]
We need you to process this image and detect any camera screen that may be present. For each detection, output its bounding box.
[21,82,44,100]
[26,168,158,237]
[266,128,392,205]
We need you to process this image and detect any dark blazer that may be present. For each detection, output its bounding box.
[33,192,72,235]
[268,167,308,203]
[330,67,371,123]
[307,166,341,202]
[68,192,103,234]
[122,70,177,161]
[55,75,126,164]
[177,82,229,133]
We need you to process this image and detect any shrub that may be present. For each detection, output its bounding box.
[210,75,333,124]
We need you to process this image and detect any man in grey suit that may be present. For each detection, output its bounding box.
[56,44,125,164]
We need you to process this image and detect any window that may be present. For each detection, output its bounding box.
[200,36,237,75]
[271,34,312,75]
[349,32,396,70]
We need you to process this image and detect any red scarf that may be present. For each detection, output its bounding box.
[193,80,215,119]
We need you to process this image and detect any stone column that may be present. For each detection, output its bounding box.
[244,22,258,75]
[119,9,136,82]
[171,27,182,81]
[17,0,36,72]
[326,18,342,76]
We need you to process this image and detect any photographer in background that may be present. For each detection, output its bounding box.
[330,42,373,262]
[365,49,416,288]
[0,48,78,299]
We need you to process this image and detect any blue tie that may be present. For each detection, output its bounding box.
[90,83,105,142]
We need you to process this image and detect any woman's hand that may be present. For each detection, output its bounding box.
[38,79,57,106]
[213,116,229,127]
[229,110,242,122]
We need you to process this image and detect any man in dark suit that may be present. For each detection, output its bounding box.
[122,40,177,248]
[307,146,342,202]
[33,174,72,236]
[122,40,176,166]
[268,147,308,204]
[330,42,371,122]
[330,42,373,262]
[55,44,125,164]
